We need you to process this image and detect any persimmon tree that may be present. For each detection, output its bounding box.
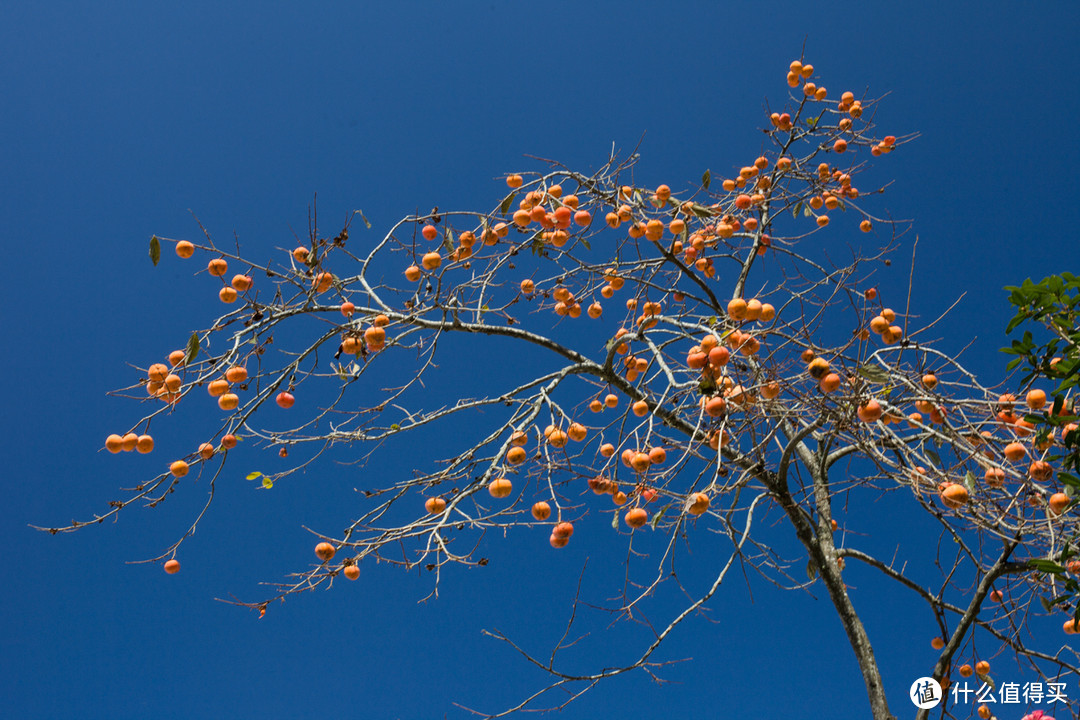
[50,59,1080,719]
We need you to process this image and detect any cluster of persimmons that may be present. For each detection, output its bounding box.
[93,57,1075,670]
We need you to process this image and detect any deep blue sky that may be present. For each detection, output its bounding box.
[4,2,1080,718]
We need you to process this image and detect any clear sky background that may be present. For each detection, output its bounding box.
[3,2,1080,718]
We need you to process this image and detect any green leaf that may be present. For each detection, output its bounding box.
[964,471,976,493]
[245,471,263,480]
[390,423,400,431]
[924,448,942,468]
[806,116,818,128]
[185,333,200,363]
[1005,314,1026,334]
[442,227,455,254]
[357,209,372,229]
[579,237,591,250]
[792,201,804,219]
[701,169,711,189]
[498,191,516,216]
[650,504,669,529]
[1028,558,1066,573]
[262,477,274,489]
[149,235,161,266]
[858,364,891,383]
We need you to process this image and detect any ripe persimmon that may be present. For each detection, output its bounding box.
[547,429,568,448]
[105,434,124,453]
[225,366,247,383]
[276,392,295,409]
[343,565,360,581]
[531,502,551,521]
[506,446,527,465]
[121,433,138,452]
[1026,389,1047,410]
[404,265,422,282]
[704,396,726,417]
[630,452,651,472]
[489,477,513,498]
[1003,442,1027,462]
[314,272,334,293]
[931,637,945,649]
[164,559,181,574]
[219,287,238,303]
[136,434,154,453]
[207,379,230,397]
[625,507,649,529]
[198,443,215,460]
[207,258,228,276]
[940,483,969,509]
[807,357,830,380]
[364,326,386,350]
[687,492,710,516]
[857,399,883,423]
[315,542,336,562]
[218,393,239,411]
[974,660,989,675]
[175,241,195,258]
[1029,460,1053,482]
[169,460,189,477]
[231,274,252,292]
[148,363,170,383]
[1049,492,1070,515]
[552,521,574,539]
[984,468,1005,487]
[425,497,446,514]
